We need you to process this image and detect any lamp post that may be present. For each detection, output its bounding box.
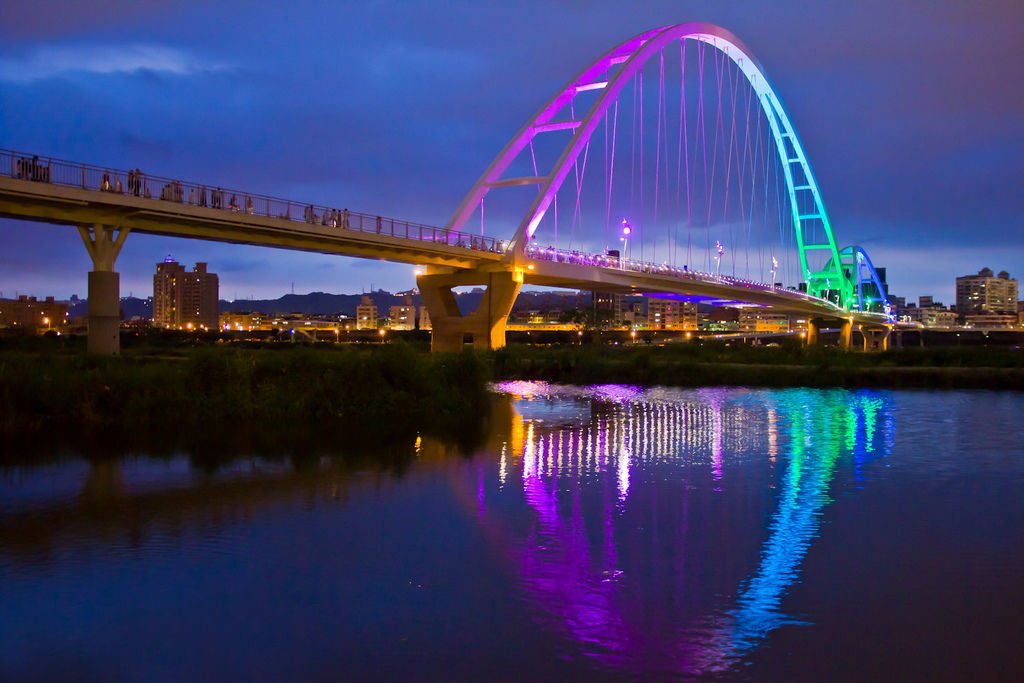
[620,218,632,269]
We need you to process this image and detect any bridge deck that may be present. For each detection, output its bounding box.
[0,149,892,326]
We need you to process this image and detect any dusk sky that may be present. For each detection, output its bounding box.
[1,1,1021,304]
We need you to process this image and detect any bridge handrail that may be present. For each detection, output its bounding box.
[523,244,840,309]
[0,148,504,255]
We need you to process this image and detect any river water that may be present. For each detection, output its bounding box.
[1,384,1022,681]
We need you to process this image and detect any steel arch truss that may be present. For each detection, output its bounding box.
[448,23,854,309]
[836,245,893,317]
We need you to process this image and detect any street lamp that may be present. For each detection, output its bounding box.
[620,218,632,269]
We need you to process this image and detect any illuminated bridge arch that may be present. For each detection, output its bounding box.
[447,23,854,307]
[836,245,892,315]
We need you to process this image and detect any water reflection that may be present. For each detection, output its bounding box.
[483,382,895,676]
[0,384,909,680]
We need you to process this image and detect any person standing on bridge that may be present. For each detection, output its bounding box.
[376,216,382,234]
[342,209,350,229]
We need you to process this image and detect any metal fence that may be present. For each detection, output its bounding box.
[523,244,832,306]
[0,148,504,254]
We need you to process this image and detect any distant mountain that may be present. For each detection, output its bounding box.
[64,289,592,321]
[69,297,152,320]
[219,291,420,317]
[219,289,592,316]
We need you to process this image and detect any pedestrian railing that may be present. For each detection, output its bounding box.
[523,244,838,309]
[1,148,842,310]
[0,149,505,254]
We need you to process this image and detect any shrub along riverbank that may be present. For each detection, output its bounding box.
[489,343,1024,390]
[0,345,491,445]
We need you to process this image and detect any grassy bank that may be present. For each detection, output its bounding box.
[0,344,491,444]
[490,343,1024,390]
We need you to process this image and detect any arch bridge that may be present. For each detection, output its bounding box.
[0,23,895,354]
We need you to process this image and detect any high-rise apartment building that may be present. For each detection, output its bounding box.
[153,257,219,329]
[956,268,1018,315]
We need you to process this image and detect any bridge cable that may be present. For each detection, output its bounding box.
[660,49,671,266]
[722,53,737,276]
[605,98,619,255]
[739,62,756,279]
[681,38,693,269]
[653,50,665,264]
[696,40,710,272]
[705,44,726,272]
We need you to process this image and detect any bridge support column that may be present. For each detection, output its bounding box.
[78,224,130,355]
[804,318,821,346]
[417,270,522,352]
[839,319,853,352]
[860,326,891,353]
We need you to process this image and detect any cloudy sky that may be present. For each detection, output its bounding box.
[1,0,1020,303]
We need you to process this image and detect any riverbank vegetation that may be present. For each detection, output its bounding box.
[489,342,1024,390]
[1,338,1021,448]
[0,344,491,446]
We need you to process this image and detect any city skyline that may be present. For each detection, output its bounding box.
[1,1,1021,304]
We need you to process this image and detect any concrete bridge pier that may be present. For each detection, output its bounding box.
[805,317,854,351]
[838,319,853,352]
[804,318,821,347]
[860,325,891,352]
[417,269,522,352]
[77,223,130,355]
